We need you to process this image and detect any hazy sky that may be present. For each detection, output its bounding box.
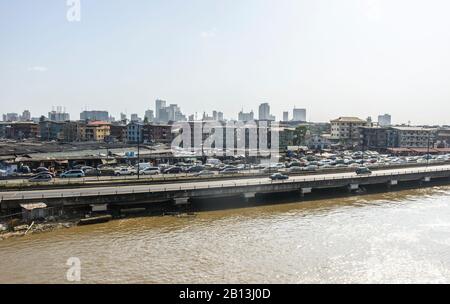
[1,0,450,124]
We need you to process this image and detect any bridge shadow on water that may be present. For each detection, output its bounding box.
[110,177,450,219]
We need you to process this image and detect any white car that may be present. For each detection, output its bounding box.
[139,167,160,175]
[114,167,137,176]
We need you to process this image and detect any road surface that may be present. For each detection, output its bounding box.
[1,165,449,202]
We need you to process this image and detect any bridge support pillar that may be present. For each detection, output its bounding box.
[174,197,190,205]
[242,192,256,202]
[90,204,108,212]
[388,180,398,189]
[348,184,359,192]
[300,188,312,197]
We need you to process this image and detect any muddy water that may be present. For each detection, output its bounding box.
[1,186,450,283]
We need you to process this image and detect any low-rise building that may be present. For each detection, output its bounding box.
[5,122,39,139]
[359,126,437,150]
[126,122,143,143]
[330,117,368,145]
[109,124,127,142]
[142,124,173,144]
[39,121,66,141]
[85,121,111,142]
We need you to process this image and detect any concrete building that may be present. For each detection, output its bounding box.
[392,126,437,148]
[155,99,166,121]
[217,112,224,121]
[126,121,143,143]
[4,122,39,140]
[238,110,254,122]
[130,114,141,122]
[48,109,70,122]
[378,114,392,127]
[144,110,154,122]
[109,124,127,142]
[283,111,289,122]
[436,128,450,148]
[360,126,438,150]
[330,117,368,145]
[80,110,109,122]
[85,121,111,142]
[39,121,66,141]
[142,124,173,144]
[21,110,31,121]
[293,108,306,122]
[258,103,271,120]
[2,113,19,122]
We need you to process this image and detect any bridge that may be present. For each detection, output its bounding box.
[1,165,450,210]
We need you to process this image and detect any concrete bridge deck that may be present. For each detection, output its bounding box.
[1,165,450,210]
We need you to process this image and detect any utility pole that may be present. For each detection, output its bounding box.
[426,131,430,167]
[137,124,140,179]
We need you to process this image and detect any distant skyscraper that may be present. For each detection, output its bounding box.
[212,111,218,121]
[238,110,254,122]
[2,113,19,122]
[217,112,224,121]
[144,110,154,122]
[130,114,140,122]
[378,114,392,127]
[293,108,306,121]
[283,111,289,122]
[48,106,70,121]
[155,99,166,120]
[80,110,109,121]
[120,113,127,122]
[21,110,31,121]
[258,103,271,120]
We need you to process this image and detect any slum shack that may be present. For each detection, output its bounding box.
[20,203,48,222]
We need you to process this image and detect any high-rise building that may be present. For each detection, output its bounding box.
[217,112,224,121]
[80,110,109,121]
[238,110,254,122]
[21,110,31,121]
[2,113,19,122]
[120,113,127,122]
[258,103,271,120]
[155,99,166,120]
[283,111,289,122]
[293,108,306,122]
[378,114,392,127]
[130,114,141,122]
[48,106,70,122]
[144,110,154,122]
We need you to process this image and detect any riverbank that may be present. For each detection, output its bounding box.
[0,220,77,241]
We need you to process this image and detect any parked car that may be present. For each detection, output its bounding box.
[195,170,215,176]
[163,166,184,174]
[35,167,49,173]
[185,165,205,173]
[303,165,318,171]
[61,170,85,178]
[288,166,303,173]
[219,168,239,174]
[33,171,56,178]
[29,174,53,182]
[270,173,289,180]
[114,167,136,176]
[355,167,372,175]
[139,167,160,175]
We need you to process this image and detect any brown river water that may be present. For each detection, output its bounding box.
[1,185,450,283]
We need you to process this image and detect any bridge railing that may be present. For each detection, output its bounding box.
[1,166,450,202]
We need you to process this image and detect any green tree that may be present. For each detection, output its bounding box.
[293,125,308,146]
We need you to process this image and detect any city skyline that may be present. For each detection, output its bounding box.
[2,0,450,125]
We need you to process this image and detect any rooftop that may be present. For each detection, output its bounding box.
[331,117,366,123]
